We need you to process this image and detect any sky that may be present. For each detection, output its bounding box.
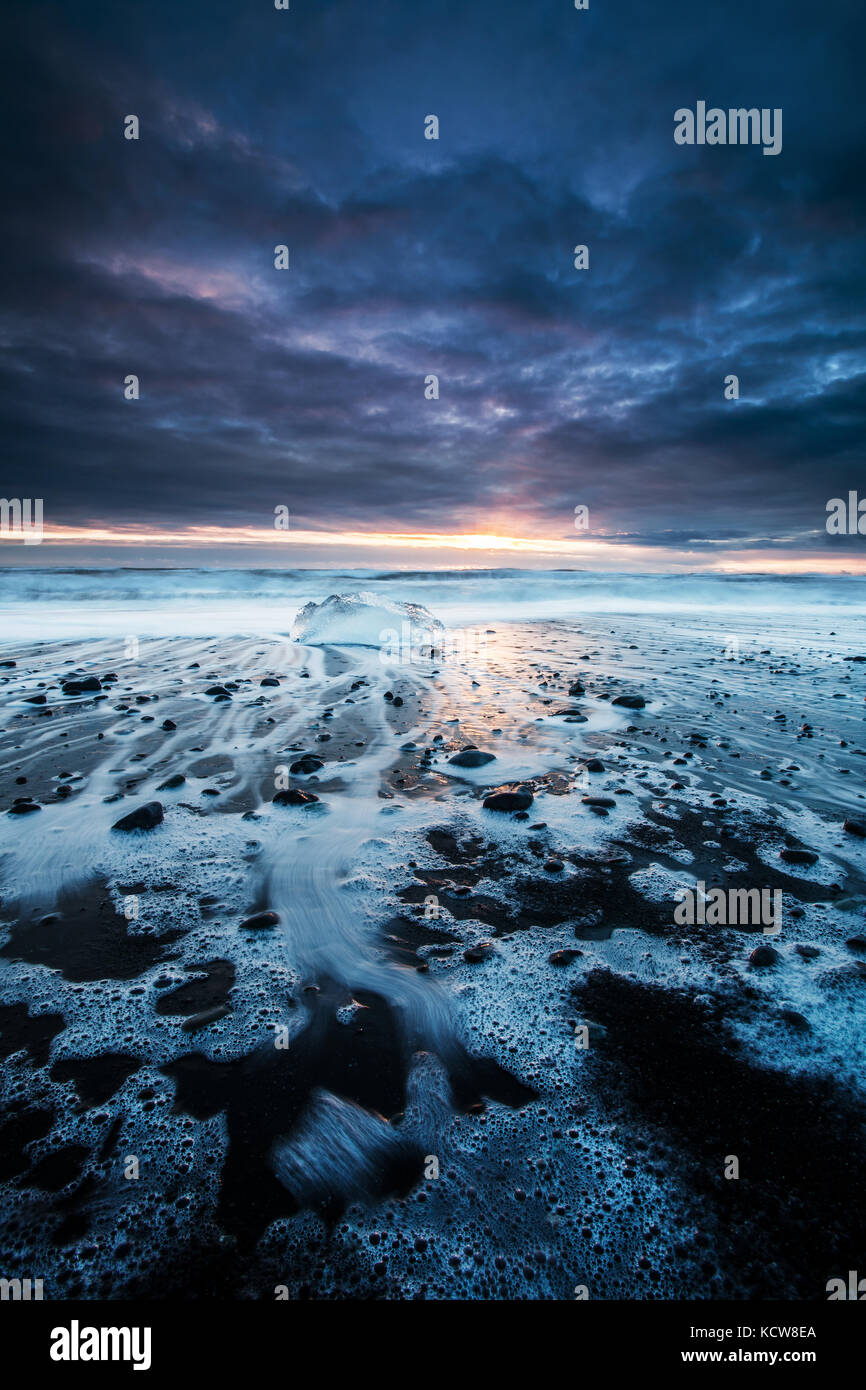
[1,0,864,571]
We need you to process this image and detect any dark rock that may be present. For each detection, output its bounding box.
[112,802,164,832]
[161,719,176,731]
[843,817,866,838]
[463,943,494,963]
[749,944,779,967]
[568,681,585,696]
[8,799,40,815]
[181,1004,231,1032]
[780,847,818,866]
[482,784,534,812]
[544,859,564,873]
[612,694,646,710]
[779,1009,810,1030]
[290,756,324,775]
[448,749,496,768]
[24,694,46,704]
[205,685,230,697]
[846,936,866,954]
[584,759,605,773]
[239,911,280,930]
[62,676,101,695]
[273,789,319,806]
[549,949,580,966]
[582,796,616,808]
[260,677,280,687]
[795,943,820,959]
[157,774,185,790]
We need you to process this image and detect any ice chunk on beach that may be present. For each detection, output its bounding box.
[291,591,445,651]
[271,1090,408,1204]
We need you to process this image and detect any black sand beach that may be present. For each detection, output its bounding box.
[1,602,864,1299]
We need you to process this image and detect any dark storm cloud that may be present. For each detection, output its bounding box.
[1,0,864,549]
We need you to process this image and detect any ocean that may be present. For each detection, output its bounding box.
[2,567,865,642]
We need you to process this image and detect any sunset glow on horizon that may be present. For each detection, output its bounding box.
[3,522,864,574]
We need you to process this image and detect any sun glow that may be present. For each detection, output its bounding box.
[6,523,604,556]
[3,523,864,574]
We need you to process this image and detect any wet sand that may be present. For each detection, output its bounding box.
[1,613,865,1298]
